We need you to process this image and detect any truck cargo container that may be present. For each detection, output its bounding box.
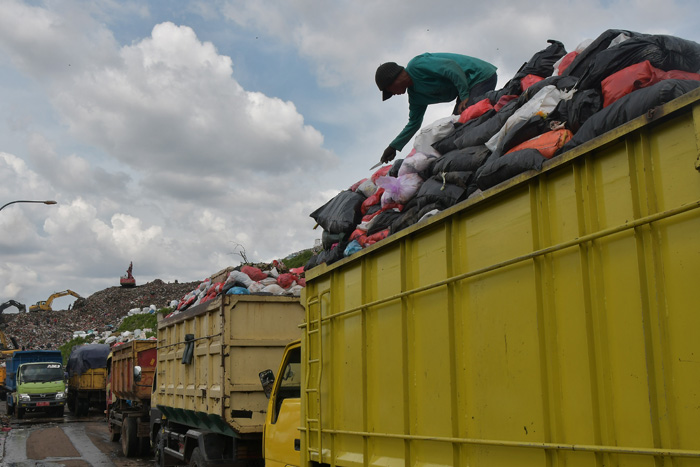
[262,87,700,466]
[5,350,66,419]
[152,294,304,466]
[107,339,158,457]
[66,343,110,417]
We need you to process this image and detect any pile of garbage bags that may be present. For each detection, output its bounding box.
[165,262,306,318]
[307,29,700,270]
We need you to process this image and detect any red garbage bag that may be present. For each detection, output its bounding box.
[458,98,494,123]
[277,273,296,289]
[494,94,519,111]
[241,265,267,281]
[361,188,384,215]
[505,129,573,159]
[521,74,544,91]
[371,165,392,184]
[602,60,700,107]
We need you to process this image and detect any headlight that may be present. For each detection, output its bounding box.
[55,391,66,400]
[19,393,30,402]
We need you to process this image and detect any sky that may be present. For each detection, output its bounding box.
[0,0,699,311]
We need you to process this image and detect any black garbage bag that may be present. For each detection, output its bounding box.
[577,34,700,90]
[367,209,404,235]
[389,158,404,177]
[559,79,700,154]
[305,241,349,270]
[432,109,497,154]
[432,146,490,174]
[390,201,443,234]
[475,148,547,191]
[482,78,524,105]
[442,171,474,189]
[310,190,365,234]
[413,174,468,209]
[497,114,548,155]
[322,231,347,250]
[520,39,568,77]
[562,29,642,79]
[451,99,520,151]
[549,88,602,133]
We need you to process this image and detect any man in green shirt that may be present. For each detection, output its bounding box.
[375,53,498,163]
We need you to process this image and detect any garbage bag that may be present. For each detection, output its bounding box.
[432,109,497,154]
[561,29,642,79]
[376,173,424,206]
[577,34,700,90]
[475,148,547,191]
[413,116,459,157]
[559,79,700,154]
[505,129,573,159]
[367,209,404,235]
[413,174,467,209]
[432,145,490,174]
[310,190,365,234]
[389,158,404,177]
[520,39,568,77]
[486,85,573,153]
[390,202,443,233]
[548,88,602,134]
[398,151,436,179]
[601,60,700,107]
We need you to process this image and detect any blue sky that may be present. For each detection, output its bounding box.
[0,0,699,313]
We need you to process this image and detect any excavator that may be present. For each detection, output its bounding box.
[29,290,83,312]
[0,300,26,314]
[120,261,136,287]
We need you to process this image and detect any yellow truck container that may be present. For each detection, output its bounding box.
[153,294,304,466]
[266,88,700,467]
[107,339,158,457]
[66,343,110,418]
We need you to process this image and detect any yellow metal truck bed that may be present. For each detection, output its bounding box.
[69,368,107,391]
[154,294,304,436]
[111,339,157,401]
[302,89,700,466]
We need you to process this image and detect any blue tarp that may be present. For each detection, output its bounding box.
[66,343,110,377]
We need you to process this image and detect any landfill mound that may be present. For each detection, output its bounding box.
[307,29,700,269]
[1,279,200,351]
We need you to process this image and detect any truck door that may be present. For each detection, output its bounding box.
[264,345,301,467]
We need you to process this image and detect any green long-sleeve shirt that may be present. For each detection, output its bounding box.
[390,53,497,151]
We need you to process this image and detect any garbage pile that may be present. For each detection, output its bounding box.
[307,29,700,269]
[1,279,199,350]
[165,262,306,318]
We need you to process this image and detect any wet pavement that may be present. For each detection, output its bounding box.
[0,400,153,466]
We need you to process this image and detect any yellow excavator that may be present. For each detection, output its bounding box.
[29,289,82,312]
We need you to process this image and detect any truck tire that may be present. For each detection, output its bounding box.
[121,416,138,457]
[15,406,24,419]
[188,447,204,467]
[108,419,121,442]
[77,398,89,417]
[53,406,64,418]
[154,429,166,467]
[67,393,76,414]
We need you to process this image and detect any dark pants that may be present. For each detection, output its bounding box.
[452,73,498,114]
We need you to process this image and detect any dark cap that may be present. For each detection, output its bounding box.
[375,62,404,101]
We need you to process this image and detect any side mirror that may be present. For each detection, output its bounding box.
[134,365,142,382]
[259,369,274,399]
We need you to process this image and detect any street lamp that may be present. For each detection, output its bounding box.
[0,200,57,212]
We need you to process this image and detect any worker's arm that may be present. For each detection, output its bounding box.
[389,102,427,153]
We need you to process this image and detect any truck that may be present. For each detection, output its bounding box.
[66,343,110,417]
[107,339,158,457]
[260,88,700,465]
[151,294,304,466]
[5,350,66,419]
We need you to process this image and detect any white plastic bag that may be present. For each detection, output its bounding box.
[226,270,253,288]
[398,151,435,177]
[261,284,286,295]
[413,116,458,157]
[486,85,573,152]
[357,178,378,197]
[376,173,424,206]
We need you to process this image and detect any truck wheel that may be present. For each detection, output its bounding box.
[67,393,76,413]
[139,436,152,456]
[153,429,165,467]
[77,398,89,417]
[121,416,138,457]
[108,419,121,442]
[15,406,24,419]
[189,447,204,467]
[53,406,64,418]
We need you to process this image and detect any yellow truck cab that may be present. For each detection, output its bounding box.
[262,340,302,467]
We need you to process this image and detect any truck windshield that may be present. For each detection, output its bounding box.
[19,363,63,383]
[279,347,301,393]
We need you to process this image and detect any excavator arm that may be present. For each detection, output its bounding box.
[29,290,82,312]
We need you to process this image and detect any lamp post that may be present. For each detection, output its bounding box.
[0,200,57,212]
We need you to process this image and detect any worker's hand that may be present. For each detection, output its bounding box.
[457,98,470,114]
[380,146,397,164]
